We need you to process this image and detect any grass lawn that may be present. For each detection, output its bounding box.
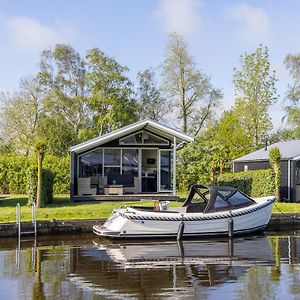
[0,194,299,224]
[272,202,300,214]
[0,194,181,223]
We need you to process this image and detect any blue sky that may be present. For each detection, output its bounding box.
[1,0,300,129]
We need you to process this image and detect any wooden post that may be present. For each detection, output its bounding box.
[173,137,176,196]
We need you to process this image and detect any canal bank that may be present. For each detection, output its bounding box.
[1,214,300,238]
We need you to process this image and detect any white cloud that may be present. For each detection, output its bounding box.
[227,3,271,44]
[155,0,201,34]
[5,16,74,52]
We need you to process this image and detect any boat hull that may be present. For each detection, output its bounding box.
[93,197,275,239]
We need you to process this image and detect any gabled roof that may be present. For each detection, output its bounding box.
[70,119,194,154]
[233,140,300,162]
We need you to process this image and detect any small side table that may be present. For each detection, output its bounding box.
[105,185,124,195]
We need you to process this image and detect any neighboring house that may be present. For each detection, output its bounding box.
[70,119,194,201]
[232,140,300,202]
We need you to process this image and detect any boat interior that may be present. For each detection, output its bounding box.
[130,184,256,214]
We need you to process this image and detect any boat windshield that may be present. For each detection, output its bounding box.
[183,185,256,213]
[182,185,210,213]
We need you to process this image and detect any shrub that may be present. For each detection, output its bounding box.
[218,169,275,197]
[27,167,54,206]
[177,143,212,193]
[44,155,70,194]
[0,154,70,195]
[0,155,35,194]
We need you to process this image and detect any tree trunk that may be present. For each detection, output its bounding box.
[36,154,42,208]
[211,167,217,184]
[32,249,45,300]
[220,158,223,175]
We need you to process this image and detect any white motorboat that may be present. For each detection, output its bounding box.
[93,184,275,239]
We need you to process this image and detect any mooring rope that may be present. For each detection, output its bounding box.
[273,201,288,217]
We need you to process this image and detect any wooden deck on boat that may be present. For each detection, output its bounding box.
[72,193,180,202]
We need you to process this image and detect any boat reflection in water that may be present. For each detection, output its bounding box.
[93,235,274,268]
[69,235,275,298]
[1,233,300,299]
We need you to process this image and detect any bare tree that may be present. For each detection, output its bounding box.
[284,53,300,137]
[137,68,169,122]
[162,32,222,134]
[0,77,45,155]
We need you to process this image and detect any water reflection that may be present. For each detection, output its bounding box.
[0,233,300,299]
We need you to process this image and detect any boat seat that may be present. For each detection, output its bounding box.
[186,203,207,213]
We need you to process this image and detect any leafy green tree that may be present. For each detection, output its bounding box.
[0,77,45,155]
[213,110,254,170]
[284,53,300,137]
[269,147,281,201]
[0,138,15,154]
[233,45,278,148]
[162,32,222,135]
[39,44,89,143]
[268,128,295,144]
[38,114,75,156]
[136,68,169,121]
[177,125,223,190]
[86,48,137,135]
[177,109,258,191]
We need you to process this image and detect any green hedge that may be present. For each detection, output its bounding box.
[0,154,70,195]
[44,155,70,194]
[218,169,275,197]
[0,155,34,194]
[27,167,54,206]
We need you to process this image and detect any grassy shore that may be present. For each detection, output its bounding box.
[0,194,299,224]
[0,194,181,223]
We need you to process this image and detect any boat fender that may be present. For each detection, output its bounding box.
[177,221,185,240]
[154,200,160,211]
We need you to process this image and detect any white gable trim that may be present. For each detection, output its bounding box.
[70,119,194,154]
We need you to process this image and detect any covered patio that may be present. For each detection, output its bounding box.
[70,119,194,201]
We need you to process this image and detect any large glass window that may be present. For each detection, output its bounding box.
[104,149,121,177]
[122,149,138,176]
[104,166,121,177]
[143,132,168,144]
[104,149,121,165]
[79,150,103,177]
[120,131,169,145]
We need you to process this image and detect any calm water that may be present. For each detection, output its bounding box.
[0,232,300,300]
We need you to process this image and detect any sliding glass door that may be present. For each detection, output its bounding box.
[158,150,172,192]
